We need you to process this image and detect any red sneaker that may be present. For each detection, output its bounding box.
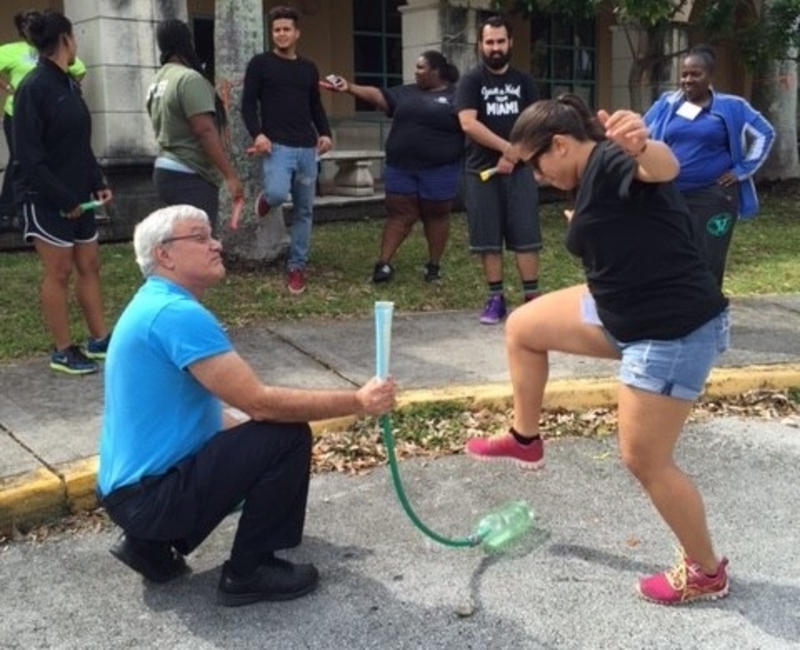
[465,430,544,469]
[637,553,729,605]
[287,269,306,294]
[255,192,270,218]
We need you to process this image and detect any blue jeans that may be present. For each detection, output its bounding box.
[606,310,731,401]
[261,144,318,270]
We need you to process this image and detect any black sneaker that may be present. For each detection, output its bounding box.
[372,261,394,283]
[217,556,319,607]
[109,533,189,583]
[85,332,111,360]
[423,262,441,283]
[50,344,99,375]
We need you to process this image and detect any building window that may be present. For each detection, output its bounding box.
[530,13,596,108]
[192,16,215,81]
[352,0,404,111]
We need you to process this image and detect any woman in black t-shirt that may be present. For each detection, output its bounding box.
[330,51,462,283]
[464,94,731,606]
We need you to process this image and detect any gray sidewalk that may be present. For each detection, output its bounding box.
[2,294,800,531]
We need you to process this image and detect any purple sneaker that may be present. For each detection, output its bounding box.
[479,294,507,325]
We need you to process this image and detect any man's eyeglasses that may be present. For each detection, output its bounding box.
[161,233,215,245]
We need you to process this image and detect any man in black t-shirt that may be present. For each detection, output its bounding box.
[456,15,542,325]
[241,5,332,295]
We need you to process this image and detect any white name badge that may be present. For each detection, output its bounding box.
[676,101,702,120]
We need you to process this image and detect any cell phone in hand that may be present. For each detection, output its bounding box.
[319,74,341,91]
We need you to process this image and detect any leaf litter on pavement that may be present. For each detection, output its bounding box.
[2,388,798,545]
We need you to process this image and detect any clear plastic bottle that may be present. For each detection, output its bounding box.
[474,500,533,552]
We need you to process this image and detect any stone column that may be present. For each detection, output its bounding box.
[400,0,492,82]
[63,0,188,236]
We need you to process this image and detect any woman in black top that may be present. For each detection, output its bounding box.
[14,11,112,375]
[332,51,462,283]
[464,94,731,606]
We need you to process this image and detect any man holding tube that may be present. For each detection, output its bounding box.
[97,204,395,607]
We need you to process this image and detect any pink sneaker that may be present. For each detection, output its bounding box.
[464,430,544,469]
[255,192,270,218]
[637,553,729,605]
[287,269,306,294]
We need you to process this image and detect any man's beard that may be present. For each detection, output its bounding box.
[482,51,510,70]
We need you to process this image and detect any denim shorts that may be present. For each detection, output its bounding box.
[605,309,731,401]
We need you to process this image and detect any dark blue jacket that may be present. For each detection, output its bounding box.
[13,58,106,212]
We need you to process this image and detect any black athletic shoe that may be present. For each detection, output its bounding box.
[109,533,189,583]
[372,261,394,283]
[423,262,441,283]
[217,556,319,607]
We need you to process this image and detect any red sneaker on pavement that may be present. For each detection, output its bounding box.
[287,269,306,294]
[637,552,729,605]
[464,430,544,469]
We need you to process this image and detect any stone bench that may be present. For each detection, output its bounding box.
[320,150,385,197]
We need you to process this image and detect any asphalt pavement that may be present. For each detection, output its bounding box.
[1,295,800,648]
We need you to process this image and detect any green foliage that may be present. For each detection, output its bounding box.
[737,0,800,68]
[501,0,690,26]
[611,0,690,27]
[500,0,800,69]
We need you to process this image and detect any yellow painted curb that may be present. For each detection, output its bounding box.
[705,364,800,397]
[0,467,65,534]
[60,457,100,513]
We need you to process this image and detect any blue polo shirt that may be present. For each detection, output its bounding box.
[661,105,733,192]
[97,276,233,496]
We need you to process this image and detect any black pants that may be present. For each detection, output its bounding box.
[682,184,739,288]
[102,420,312,575]
[153,167,220,231]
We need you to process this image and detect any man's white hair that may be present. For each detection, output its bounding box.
[133,204,210,277]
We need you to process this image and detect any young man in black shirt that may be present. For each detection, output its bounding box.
[241,5,332,294]
[456,15,542,324]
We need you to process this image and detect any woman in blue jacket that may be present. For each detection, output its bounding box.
[644,45,774,287]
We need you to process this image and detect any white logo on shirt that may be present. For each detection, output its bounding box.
[482,84,522,116]
[147,80,169,101]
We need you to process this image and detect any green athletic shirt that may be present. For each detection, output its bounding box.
[146,63,223,187]
[0,41,86,116]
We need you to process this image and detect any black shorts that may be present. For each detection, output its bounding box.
[463,166,542,253]
[21,201,98,247]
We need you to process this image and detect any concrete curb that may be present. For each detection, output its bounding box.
[3,364,800,535]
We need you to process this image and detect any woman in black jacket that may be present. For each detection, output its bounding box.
[14,10,112,375]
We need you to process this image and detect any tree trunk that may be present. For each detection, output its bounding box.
[624,23,671,113]
[750,57,800,181]
[214,1,289,264]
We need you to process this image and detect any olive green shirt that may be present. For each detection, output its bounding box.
[146,63,222,187]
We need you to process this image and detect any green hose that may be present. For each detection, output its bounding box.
[380,414,481,548]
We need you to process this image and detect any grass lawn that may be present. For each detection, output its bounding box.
[1,186,799,362]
